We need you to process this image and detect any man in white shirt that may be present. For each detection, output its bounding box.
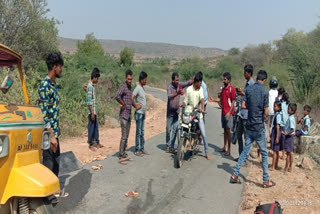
[181,72,211,160]
[265,76,278,142]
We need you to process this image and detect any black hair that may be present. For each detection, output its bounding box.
[289,103,297,114]
[304,105,312,113]
[46,52,64,71]
[172,72,179,81]
[91,67,100,79]
[278,87,285,95]
[139,71,148,82]
[125,69,133,77]
[256,70,267,81]
[223,72,231,81]
[244,64,253,76]
[269,77,278,89]
[274,101,282,112]
[282,92,290,104]
[194,72,203,83]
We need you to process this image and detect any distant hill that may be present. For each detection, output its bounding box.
[58,37,226,59]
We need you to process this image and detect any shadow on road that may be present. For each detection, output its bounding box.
[217,162,247,182]
[55,169,92,213]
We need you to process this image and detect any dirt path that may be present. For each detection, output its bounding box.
[60,94,166,164]
[240,150,320,214]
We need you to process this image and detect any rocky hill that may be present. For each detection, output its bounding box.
[58,37,226,59]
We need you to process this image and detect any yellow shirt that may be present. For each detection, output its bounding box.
[183,85,204,118]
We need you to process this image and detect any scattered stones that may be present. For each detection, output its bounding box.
[104,116,120,128]
[242,200,254,210]
[300,157,314,170]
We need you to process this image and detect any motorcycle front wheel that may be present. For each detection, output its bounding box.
[176,132,186,168]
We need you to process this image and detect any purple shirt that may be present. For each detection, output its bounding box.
[167,81,191,117]
[115,83,132,120]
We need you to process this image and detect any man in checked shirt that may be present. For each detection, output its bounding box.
[115,70,139,164]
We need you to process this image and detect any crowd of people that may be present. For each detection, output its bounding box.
[38,52,313,203]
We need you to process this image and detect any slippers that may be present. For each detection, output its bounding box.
[123,157,134,161]
[95,144,104,149]
[219,148,227,153]
[125,190,139,198]
[230,175,241,184]
[54,190,69,198]
[118,160,128,165]
[91,164,103,170]
[263,180,276,188]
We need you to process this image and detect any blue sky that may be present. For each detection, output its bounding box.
[47,0,320,50]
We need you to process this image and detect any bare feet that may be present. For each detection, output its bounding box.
[205,154,211,160]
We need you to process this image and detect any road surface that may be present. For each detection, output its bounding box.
[54,86,248,214]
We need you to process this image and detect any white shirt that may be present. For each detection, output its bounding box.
[268,89,278,115]
[184,85,204,118]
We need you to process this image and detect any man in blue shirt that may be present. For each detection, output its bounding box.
[230,70,275,188]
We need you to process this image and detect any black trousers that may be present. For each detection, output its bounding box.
[43,138,60,176]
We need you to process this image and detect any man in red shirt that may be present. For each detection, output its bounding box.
[209,72,236,156]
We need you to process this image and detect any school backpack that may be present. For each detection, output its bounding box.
[254,201,282,214]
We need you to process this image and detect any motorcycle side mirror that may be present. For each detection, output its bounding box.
[0,75,14,94]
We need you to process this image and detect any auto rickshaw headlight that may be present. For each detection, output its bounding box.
[0,134,9,158]
[42,131,51,150]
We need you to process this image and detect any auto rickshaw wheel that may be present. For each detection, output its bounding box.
[29,198,54,214]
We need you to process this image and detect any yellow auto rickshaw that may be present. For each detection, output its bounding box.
[0,44,60,213]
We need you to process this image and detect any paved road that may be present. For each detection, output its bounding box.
[55,86,247,214]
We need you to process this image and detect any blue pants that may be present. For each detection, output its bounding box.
[166,115,179,149]
[198,117,209,155]
[135,112,145,152]
[88,115,99,146]
[233,129,269,183]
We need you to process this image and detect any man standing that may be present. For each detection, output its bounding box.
[234,64,255,161]
[230,70,275,188]
[132,71,148,156]
[166,73,193,153]
[38,52,68,200]
[87,68,103,151]
[209,72,236,156]
[115,70,136,164]
[182,72,211,160]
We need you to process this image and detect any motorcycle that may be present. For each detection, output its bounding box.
[176,105,203,168]
[231,91,243,145]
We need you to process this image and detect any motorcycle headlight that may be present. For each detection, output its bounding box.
[42,131,51,150]
[182,115,191,124]
[0,134,9,158]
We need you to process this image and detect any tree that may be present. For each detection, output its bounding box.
[75,33,106,71]
[76,33,104,57]
[228,47,240,56]
[119,47,134,67]
[0,0,59,69]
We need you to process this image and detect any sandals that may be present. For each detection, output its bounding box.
[230,174,241,184]
[95,144,104,148]
[166,146,170,153]
[219,148,227,153]
[54,190,69,198]
[125,190,139,198]
[263,180,276,188]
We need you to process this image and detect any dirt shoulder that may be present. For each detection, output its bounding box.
[60,94,166,164]
[240,149,320,214]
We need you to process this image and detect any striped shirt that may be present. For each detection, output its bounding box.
[115,83,132,120]
[86,80,97,115]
